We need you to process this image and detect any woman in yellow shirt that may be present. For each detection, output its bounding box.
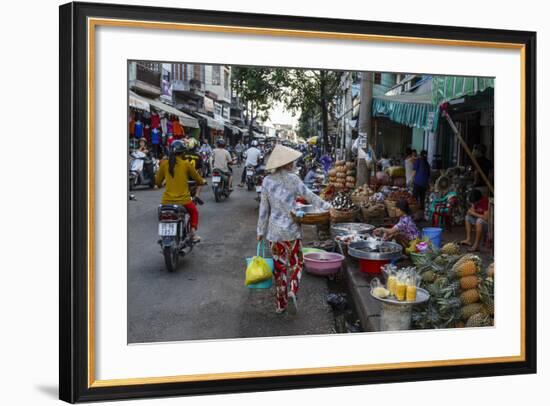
[155,140,206,241]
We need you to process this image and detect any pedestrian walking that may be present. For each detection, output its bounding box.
[257,145,331,315]
[412,150,430,210]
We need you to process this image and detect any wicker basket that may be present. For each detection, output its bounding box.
[384,200,398,218]
[291,211,330,225]
[330,208,359,223]
[351,194,370,207]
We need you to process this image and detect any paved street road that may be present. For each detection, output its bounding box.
[128,166,334,344]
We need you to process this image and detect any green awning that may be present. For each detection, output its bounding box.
[432,76,494,107]
[373,89,436,131]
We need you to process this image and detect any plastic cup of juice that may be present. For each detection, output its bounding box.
[387,276,397,296]
[406,284,417,302]
[395,281,406,301]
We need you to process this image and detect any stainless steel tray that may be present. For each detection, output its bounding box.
[370,287,430,305]
[330,222,375,238]
[348,240,403,260]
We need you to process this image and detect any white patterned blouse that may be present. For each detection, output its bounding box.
[257,169,331,242]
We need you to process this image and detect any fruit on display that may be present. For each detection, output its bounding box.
[465,312,492,328]
[460,303,484,321]
[460,288,480,305]
[352,185,372,198]
[386,189,416,207]
[327,161,356,190]
[459,275,479,290]
[441,242,460,255]
[412,253,494,329]
[487,262,494,278]
[372,287,390,299]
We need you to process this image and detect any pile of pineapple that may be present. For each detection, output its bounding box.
[412,242,495,329]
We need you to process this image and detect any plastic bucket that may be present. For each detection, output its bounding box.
[359,258,390,275]
[246,242,274,289]
[422,227,443,249]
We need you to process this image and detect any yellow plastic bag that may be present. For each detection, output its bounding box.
[245,256,272,286]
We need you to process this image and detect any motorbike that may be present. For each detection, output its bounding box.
[254,164,266,202]
[211,167,232,202]
[245,165,257,191]
[199,151,211,178]
[129,150,157,190]
[157,181,199,272]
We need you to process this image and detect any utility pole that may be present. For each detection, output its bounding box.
[356,71,373,187]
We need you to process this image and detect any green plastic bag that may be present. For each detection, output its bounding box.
[245,255,272,286]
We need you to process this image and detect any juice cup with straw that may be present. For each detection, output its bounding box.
[395,274,407,301]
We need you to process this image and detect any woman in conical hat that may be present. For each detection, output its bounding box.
[258,145,331,315]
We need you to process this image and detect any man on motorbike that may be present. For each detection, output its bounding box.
[198,139,213,176]
[212,138,234,191]
[155,140,207,242]
[238,140,262,187]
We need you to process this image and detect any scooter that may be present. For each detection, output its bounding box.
[199,151,211,178]
[254,164,266,203]
[157,181,199,272]
[129,150,157,190]
[211,168,232,202]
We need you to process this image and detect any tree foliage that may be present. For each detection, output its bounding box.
[231,67,285,126]
[279,69,342,151]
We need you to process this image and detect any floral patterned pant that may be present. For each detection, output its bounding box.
[270,240,303,311]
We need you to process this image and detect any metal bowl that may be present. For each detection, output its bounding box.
[348,240,403,261]
[330,222,375,238]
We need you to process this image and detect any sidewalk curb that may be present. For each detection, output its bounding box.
[344,259,382,332]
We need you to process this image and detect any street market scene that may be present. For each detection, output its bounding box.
[127,61,495,344]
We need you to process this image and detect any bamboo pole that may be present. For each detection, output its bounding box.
[442,110,494,195]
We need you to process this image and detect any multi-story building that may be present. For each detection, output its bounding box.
[129,61,161,98]
[171,63,206,113]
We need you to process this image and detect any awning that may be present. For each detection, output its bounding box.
[373,86,436,131]
[130,91,199,128]
[195,112,224,131]
[129,92,150,112]
[253,132,266,139]
[432,76,494,107]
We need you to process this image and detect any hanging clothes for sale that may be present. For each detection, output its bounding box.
[166,118,173,135]
[143,124,150,142]
[173,118,184,139]
[129,117,135,137]
[160,115,168,134]
[150,112,160,129]
[134,120,143,138]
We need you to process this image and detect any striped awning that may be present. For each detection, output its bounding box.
[130,91,199,128]
[432,76,494,107]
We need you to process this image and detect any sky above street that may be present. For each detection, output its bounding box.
[265,102,299,128]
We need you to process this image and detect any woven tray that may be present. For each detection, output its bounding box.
[291,211,330,225]
[330,208,359,224]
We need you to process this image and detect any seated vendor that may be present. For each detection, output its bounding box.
[460,189,489,252]
[374,199,420,247]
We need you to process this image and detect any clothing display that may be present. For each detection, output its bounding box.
[134,120,143,138]
[150,113,160,130]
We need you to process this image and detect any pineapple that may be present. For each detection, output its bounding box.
[478,278,495,316]
[422,270,437,283]
[460,275,479,290]
[461,303,484,320]
[460,289,480,305]
[466,312,492,328]
[441,242,460,255]
[487,262,495,278]
[450,254,482,278]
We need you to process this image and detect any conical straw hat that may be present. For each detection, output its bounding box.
[265,144,303,171]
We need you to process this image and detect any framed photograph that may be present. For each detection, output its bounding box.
[59,1,536,403]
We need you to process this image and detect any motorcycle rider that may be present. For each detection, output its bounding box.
[212,138,235,191]
[238,140,262,187]
[198,139,213,176]
[155,140,207,242]
[235,141,245,165]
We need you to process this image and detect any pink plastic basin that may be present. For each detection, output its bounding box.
[303,252,345,276]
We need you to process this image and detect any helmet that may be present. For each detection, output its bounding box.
[216,137,226,147]
[171,139,186,154]
[251,140,259,147]
[185,137,199,150]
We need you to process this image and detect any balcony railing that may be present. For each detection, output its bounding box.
[136,64,161,88]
